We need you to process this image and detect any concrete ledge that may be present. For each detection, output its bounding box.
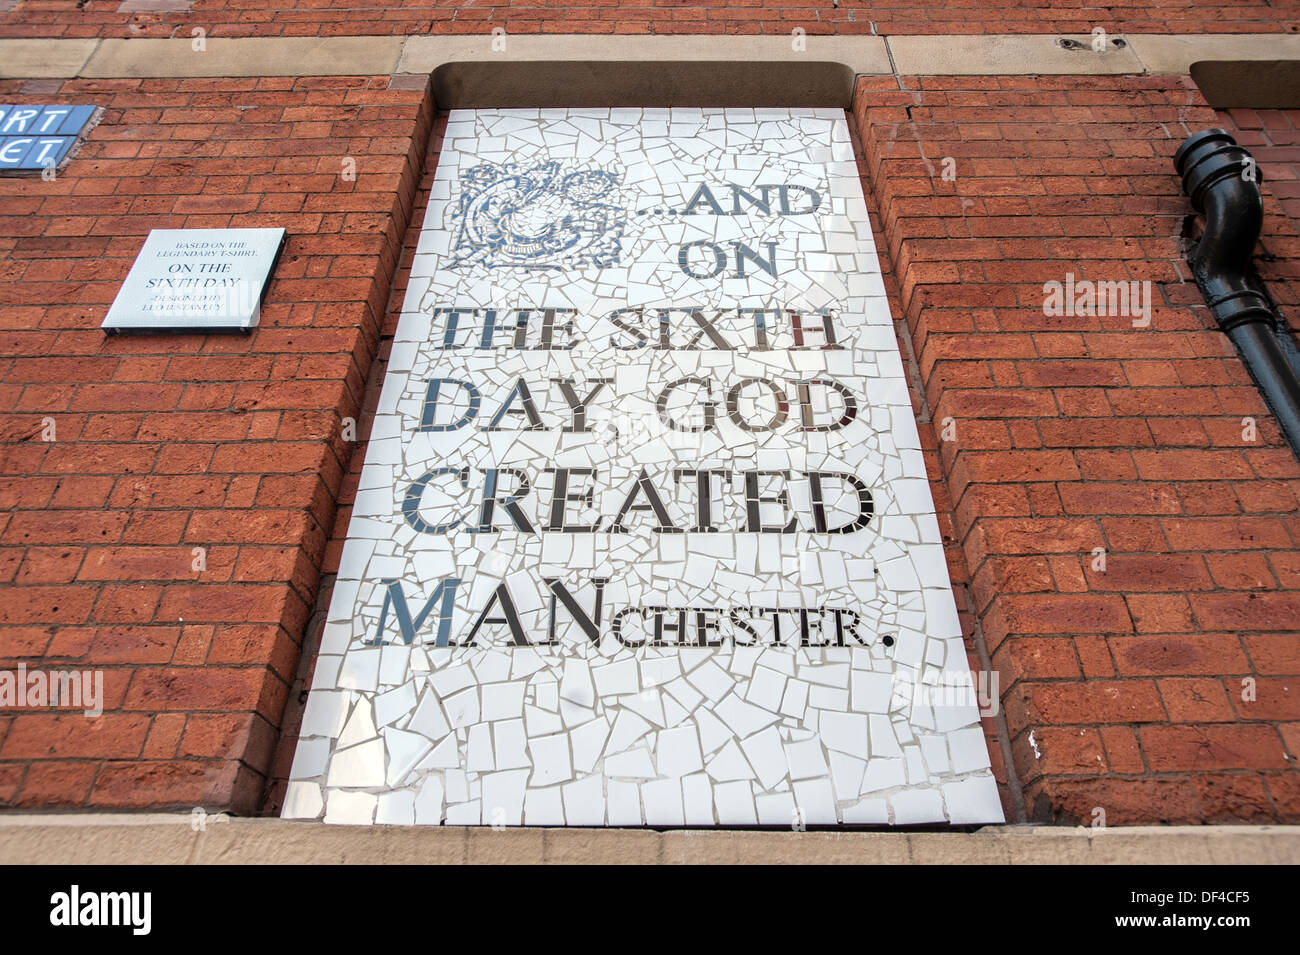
[79,36,405,78]
[398,34,891,76]
[0,816,1296,864]
[0,38,100,79]
[117,0,192,10]
[0,34,1298,86]
[887,34,1143,75]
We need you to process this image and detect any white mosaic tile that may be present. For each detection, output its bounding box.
[286,108,1002,827]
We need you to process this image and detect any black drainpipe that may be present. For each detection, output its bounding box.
[1174,128,1300,458]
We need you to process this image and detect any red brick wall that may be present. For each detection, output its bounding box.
[263,109,451,815]
[2,63,1299,823]
[853,75,1300,824]
[263,81,1300,825]
[3,1,1295,40]
[0,75,433,810]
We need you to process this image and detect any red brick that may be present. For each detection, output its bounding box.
[13,761,97,808]
[1008,680,1166,727]
[122,666,284,718]
[994,594,1132,636]
[993,636,1081,682]
[1111,633,1249,676]
[1189,592,1300,631]
[1242,633,1300,674]
[89,759,261,812]
[178,712,278,772]
[15,547,86,584]
[141,713,186,759]
[1099,726,1145,774]
[1237,677,1300,721]
[2,714,150,760]
[1013,726,1106,777]
[0,585,98,624]
[1027,777,1199,826]
[1126,594,1197,633]
[1140,725,1289,772]
[1058,482,1181,515]
[1158,678,1238,722]
[1085,553,1213,593]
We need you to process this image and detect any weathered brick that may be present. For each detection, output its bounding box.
[1140,725,1289,772]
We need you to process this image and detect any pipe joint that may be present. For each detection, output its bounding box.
[1175,128,1300,457]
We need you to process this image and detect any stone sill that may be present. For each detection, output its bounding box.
[0,815,1296,864]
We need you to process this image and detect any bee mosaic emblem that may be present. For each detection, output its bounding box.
[450,161,625,269]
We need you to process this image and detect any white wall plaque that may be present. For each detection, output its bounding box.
[285,108,1003,827]
[101,227,285,333]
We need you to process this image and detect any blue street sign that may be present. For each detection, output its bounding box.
[0,104,100,175]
